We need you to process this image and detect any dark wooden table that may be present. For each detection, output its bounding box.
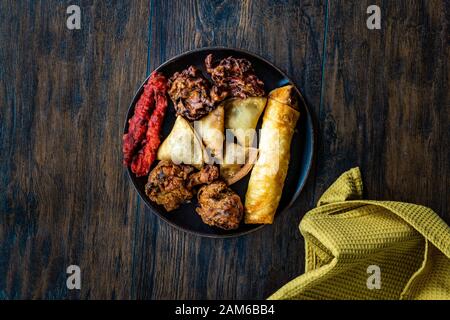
[0,0,448,299]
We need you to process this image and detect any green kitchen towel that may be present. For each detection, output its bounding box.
[269,167,450,300]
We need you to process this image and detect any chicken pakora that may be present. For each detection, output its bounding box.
[145,161,219,212]
[196,180,243,230]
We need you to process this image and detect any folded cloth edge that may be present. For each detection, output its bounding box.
[268,167,450,300]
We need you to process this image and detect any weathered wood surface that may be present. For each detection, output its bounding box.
[316,0,449,216]
[0,0,448,299]
[0,0,151,299]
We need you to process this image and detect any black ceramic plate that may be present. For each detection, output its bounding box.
[124,47,314,238]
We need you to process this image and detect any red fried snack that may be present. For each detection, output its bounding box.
[122,77,155,166]
[131,72,168,177]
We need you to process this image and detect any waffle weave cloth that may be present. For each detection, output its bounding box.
[269,167,450,300]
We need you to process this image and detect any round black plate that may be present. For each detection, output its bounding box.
[124,47,314,238]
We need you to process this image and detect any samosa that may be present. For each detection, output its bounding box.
[220,142,258,185]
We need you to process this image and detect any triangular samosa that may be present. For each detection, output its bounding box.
[157,116,204,168]
[224,97,267,148]
[220,143,258,185]
[193,105,224,163]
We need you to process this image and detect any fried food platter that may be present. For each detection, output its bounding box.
[123,47,314,237]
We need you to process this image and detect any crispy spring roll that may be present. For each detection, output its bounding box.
[244,85,300,224]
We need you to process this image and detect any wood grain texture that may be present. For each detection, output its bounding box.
[0,0,150,299]
[0,0,448,300]
[316,0,449,219]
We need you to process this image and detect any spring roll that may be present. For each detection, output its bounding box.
[244,85,300,224]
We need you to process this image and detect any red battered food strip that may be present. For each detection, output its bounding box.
[122,77,155,165]
[131,72,168,177]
